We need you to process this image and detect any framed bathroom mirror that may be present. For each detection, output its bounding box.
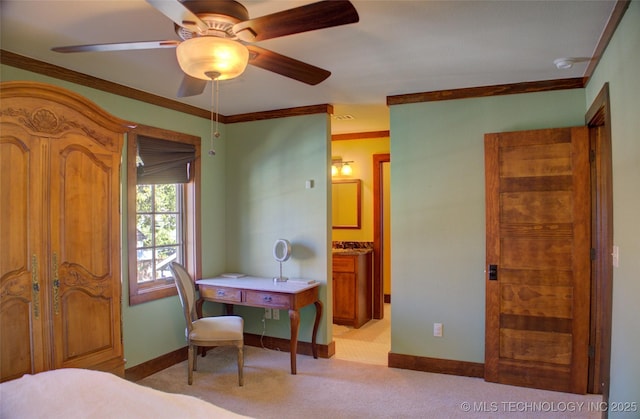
[332,179,361,229]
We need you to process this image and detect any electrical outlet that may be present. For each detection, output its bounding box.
[272,309,279,320]
[264,308,272,319]
[433,323,443,337]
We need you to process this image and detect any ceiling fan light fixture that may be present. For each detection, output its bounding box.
[176,37,249,81]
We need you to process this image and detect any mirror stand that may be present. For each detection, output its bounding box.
[275,260,288,283]
[273,239,292,282]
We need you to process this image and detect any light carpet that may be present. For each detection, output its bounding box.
[137,346,602,418]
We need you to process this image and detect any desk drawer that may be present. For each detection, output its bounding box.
[245,290,291,309]
[199,286,242,303]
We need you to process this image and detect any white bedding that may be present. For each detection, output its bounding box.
[0,368,252,418]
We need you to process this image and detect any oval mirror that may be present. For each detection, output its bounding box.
[273,239,292,262]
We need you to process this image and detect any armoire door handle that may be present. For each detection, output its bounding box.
[52,253,60,315]
[32,254,40,319]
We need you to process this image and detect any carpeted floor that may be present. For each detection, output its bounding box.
[138,344,602,419]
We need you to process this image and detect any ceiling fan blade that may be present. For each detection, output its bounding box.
[146,0,209,33]
[52,40,179,53]
[247,45,330,86]
[233,0,359,42]
[177,74,207,97]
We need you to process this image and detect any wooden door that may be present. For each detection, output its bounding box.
[0,125,48,382]
[49,129,123,372]
[484,127,590,394]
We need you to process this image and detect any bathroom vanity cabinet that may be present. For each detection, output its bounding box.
[332,251,372,328]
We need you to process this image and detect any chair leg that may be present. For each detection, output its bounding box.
[193,346,198,371]
[187,344,194,385]
[237,344,244,386]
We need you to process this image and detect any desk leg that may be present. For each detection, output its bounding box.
[288,309,300,375]
[312,300,323,359]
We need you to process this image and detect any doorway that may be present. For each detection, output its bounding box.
[333,154,391,365]
[330,142,391,365]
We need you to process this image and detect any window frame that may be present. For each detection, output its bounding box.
[127,124,201,305]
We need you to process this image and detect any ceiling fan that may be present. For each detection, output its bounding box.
[52,0,359,97]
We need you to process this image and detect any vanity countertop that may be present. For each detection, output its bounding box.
[332,248,372,255]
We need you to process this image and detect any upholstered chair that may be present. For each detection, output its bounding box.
[169,262,244,386]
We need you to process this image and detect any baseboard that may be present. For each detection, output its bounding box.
[388,352,484,378]
[124,333,334,382]
[125,347,188,382]
[243,333,335,359]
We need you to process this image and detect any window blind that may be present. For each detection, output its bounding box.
[137,136,196,184]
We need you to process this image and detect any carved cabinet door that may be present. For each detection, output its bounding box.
[0,123,48,382]
[48,129,123,371]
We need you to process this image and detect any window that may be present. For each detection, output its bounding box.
[128,124,201,305]
[136,184,183,284]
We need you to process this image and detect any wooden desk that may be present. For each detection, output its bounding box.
[195,276,322,375]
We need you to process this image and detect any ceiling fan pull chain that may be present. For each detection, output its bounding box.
[208,76,215,156]
[207,72,221,156]
[215,76,220,139]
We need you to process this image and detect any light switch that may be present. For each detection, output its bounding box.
[305,179,314,189]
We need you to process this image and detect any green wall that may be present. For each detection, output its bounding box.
[223,117,332,342]
[585,0,640,414]
[389,89,586,362]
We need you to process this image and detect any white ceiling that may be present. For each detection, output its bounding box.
[0,1,617,134]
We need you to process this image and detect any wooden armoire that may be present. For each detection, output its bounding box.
[0,82,134,381]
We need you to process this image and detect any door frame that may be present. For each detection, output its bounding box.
[372,153,390,319]
[585,83,613,399]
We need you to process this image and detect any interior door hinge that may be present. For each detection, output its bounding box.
[588,345,595,358]
[591,248,596,260]
[590,149,596,163]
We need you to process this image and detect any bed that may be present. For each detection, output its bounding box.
[0,368,252,418]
